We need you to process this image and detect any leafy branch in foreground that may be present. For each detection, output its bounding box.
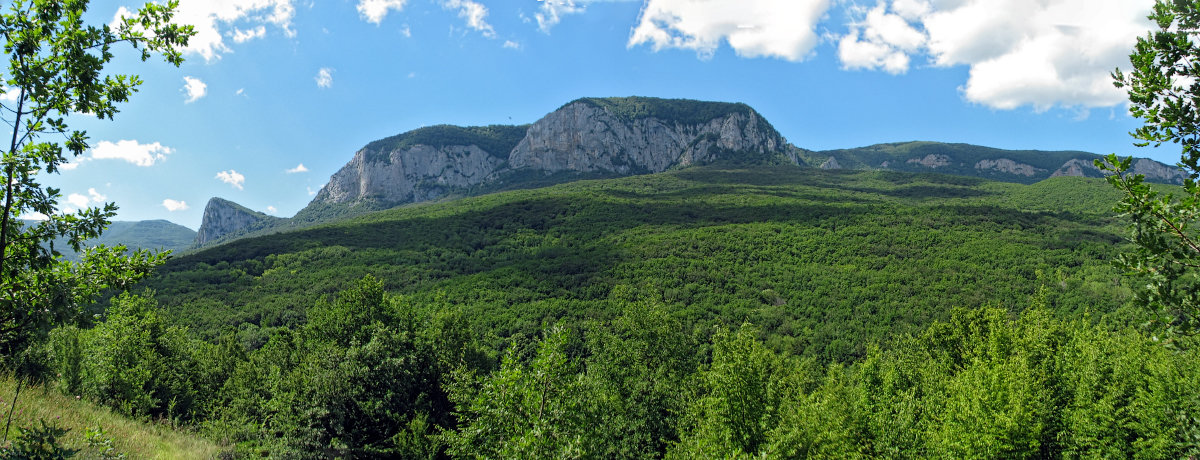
[1102,0,1200,336]
[0,0,193,440]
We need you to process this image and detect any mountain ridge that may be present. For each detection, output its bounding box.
[190,97,1186,248]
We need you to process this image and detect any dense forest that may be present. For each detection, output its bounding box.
[7,0,1200,458]
[18,164,1199,457]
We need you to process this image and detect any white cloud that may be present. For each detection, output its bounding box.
[59,162,79,171]
[216,170,246,190]
[400,24,412,37]
[266,205,277,214]
[231,25,266,43]
[440,0,495,37]
[536,0,585,33]
[114,0,296,62]
[839,2,924,74]
[21,211,48,221]
[182,76,207,103]
[358,0,408,24]
[162,199,190,211]
[836,0,1155,111]
[628,0,831,61]
[285,163,308,173]
[503,40,520,49]
[315,68,334,88]
[90,140,172,167]
[66,193,90,210]
[0,87,19,103]
[87,188,106,203]
[307,186,318,196]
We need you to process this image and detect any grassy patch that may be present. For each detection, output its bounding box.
[0,375,223,459]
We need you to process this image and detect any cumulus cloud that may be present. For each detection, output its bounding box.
[358,0,408,24]
[266,205,277,214]
[216,170,246,190]
[182,76,207,103]
[0,87,19,103]
[629,0,831,61]
[112,0,295,62]
[231,25,266,43]
[441,0,495,37]
[162,199,189,211]
[315,68,334,88]
[536,0,585,33]
[285,163,308,173]
[87,188,106,203]
[503,40,520,49]
[836,0,1154,111]
[89,140,172,167]
[839,2,924,74]
[66,193,90,210]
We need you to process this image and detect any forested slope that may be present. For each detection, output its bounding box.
[144,165,1134,361]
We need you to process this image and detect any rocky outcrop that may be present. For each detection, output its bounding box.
[820,157,841,170]
[308,97,795,210]
[975,158,1044,177]
[1130,158,1187,184]
[314,144,505,205]
[906,154,951,168]
[195,198,277,246]
[508,101,787,174]
[1050,159,1104,179]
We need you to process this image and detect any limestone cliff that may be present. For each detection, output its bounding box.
[195,198,280,246]
[507,99,788,174]
[313,143,506,206]
[307,97,795,210]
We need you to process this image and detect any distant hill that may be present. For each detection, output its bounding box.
[47,219,195,262]
[806,141,1185,184]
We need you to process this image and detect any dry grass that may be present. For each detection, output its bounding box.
[0,375,225,459]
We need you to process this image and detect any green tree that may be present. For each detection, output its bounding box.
[1102,0,1200,335]
[0,0,193,439]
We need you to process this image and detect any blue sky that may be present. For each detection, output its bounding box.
[44,0,1164,229]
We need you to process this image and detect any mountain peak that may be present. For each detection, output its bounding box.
[195,197,281,246]
[303,96,798,216]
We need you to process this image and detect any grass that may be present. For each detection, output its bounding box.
[0,375,224,459]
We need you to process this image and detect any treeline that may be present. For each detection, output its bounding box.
[41,276,1200,458]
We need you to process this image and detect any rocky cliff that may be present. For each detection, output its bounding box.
[508,99,790,174]
[195,198,280,246]
[306,97,796,211]
[813,141,1187,185]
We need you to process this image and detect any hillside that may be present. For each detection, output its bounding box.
[145,165,1136,361]
[47,220,195,262]
[809,141,1186,184]
[0,376,222,458]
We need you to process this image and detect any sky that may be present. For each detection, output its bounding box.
[35,0,1167,230]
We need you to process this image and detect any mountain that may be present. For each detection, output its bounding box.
[194,197,284,246]
[47,219,195,262]
[192,97,1185,248]
[807,141,1187,184]
[301,96,797,215]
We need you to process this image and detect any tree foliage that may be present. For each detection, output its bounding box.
[0,0,192,368]
[1102,0,1200,335]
